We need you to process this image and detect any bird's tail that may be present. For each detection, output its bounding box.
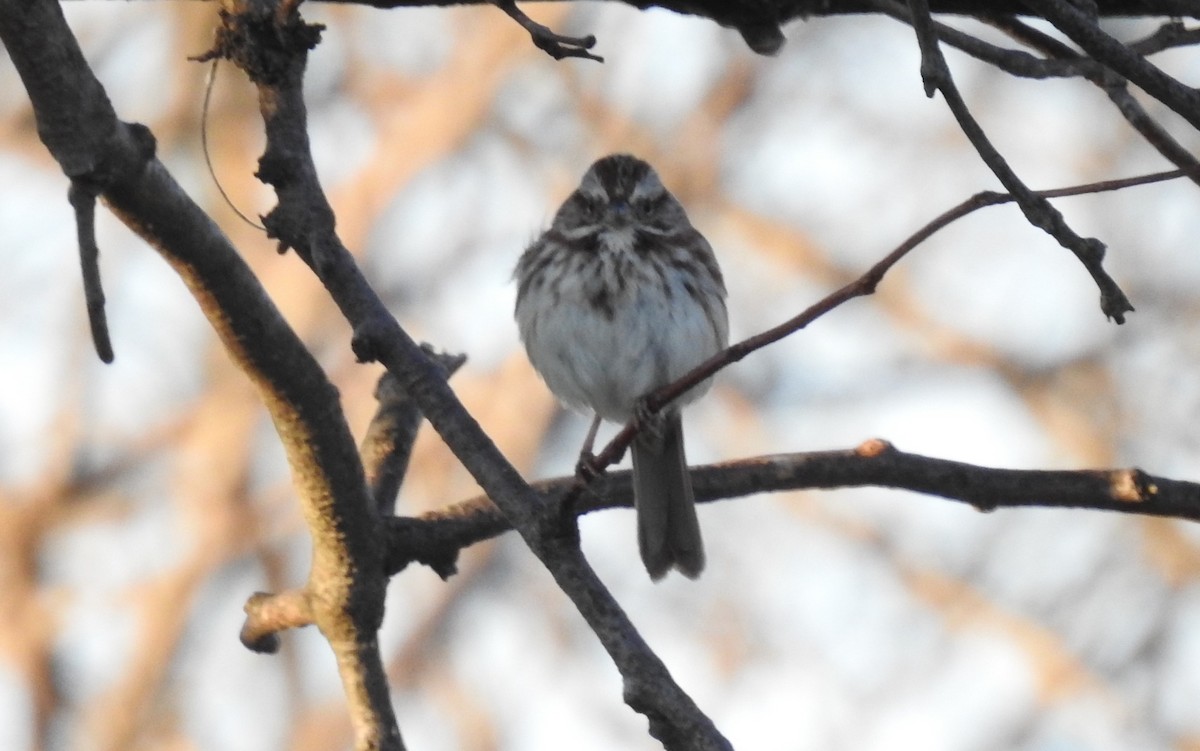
[631,412,704,580]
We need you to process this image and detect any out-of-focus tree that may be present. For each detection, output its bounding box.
[1,1,1199,749]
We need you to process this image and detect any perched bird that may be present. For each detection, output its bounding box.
[514,154,728,580]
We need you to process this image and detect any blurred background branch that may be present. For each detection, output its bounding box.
[1,0,1199,748]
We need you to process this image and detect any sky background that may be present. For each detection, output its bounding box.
[2,3,1200,750]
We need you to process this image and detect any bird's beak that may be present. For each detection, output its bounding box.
[608,199,631,220]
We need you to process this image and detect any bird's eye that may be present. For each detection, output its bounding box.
[633,194,665,219]
[577,194,605,220]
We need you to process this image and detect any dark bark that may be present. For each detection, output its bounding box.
[312,0,1200,22]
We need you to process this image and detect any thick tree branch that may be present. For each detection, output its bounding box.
[0,3,402,750]
[383,440,1200,572]
[208,2,731,748]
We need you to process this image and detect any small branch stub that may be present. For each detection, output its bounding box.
[240,589,314,654]
[68,181,114,363]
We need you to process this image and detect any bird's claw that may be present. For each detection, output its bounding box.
[574,451,600,482]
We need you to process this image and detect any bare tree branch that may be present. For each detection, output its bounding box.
[361,347,466,517]
[206,1,733,747]
[240,589,312,653]
[5,0,1200,746]
[580,167,1187,488]
[280,0,1200,60]
[1022,0,1200,130]
[0,3,402,750]
[382,440,1200,573]
[306,0,1198,21]
[491,0,603,60]
[983,16,1200,184]
[905,0,1136,322]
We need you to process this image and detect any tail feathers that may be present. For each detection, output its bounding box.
[631,413,704,580]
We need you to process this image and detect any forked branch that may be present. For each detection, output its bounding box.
[206,1,732,748]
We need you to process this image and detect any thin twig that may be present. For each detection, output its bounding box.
[873,9,1200,189]
[985,14,1081,57]
[1095,79,1200,183]
[868,0,1102,79]
[1127,20,1200,56]
[907,0,945,97]
[907,0,1135,323]
[491,0,602,61]
[1022,0,1200,130]
[195,56,266,231]
[868,0,1200,186]
[986,17,1200,185]
[584,167,1191,477]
